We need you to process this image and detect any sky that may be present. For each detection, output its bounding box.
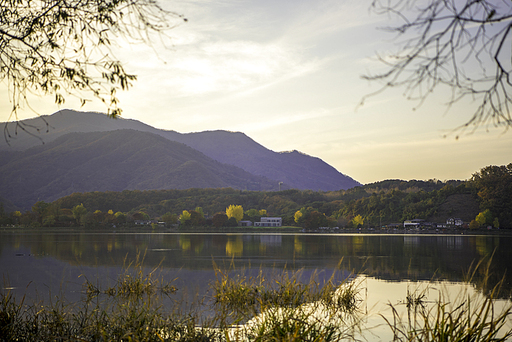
[2,0,512,184]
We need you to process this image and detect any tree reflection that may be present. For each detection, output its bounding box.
[1,231,510,297]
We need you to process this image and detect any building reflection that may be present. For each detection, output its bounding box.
[258,235,282,247]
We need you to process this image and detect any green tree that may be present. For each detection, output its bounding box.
[114,211,126,224]
[366,0,512,131]
[72,203,87,225]
[212,213,228,228]
[1,0,185,123]
[336,216,349,228]
[303,211,328,230]
[0,204,9,225]
[245,209,260,218]
[471,164,512,228]
[226,205,244,223]
[104,209,114,224]
[81,212,95,226]
[42,215,56,227]
[189,210,206,227]
[32,201,50,225]
[59,208,74,224]
[132,211,149,221]
[32,201,60,226]
[161,212,177,225]
[20,212,36,226]
[226,217,238,227]
[194,207,205,217]
[12,211,21,225]
[92,210,104,224]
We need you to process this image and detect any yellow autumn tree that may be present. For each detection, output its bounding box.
[226,205,244,223]
[352,215,364,228]
[294,210,303,223]
[180,210,191,224]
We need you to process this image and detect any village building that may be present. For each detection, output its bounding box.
[134,220,153,225]
[403,219,424,228]
[254,217,282,227]
[446,217,463,227]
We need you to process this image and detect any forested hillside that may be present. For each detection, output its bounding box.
[0,129,279,209]
[47,180,476,227]
[2,164,510,229]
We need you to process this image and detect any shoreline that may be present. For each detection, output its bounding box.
[1,225,511,236]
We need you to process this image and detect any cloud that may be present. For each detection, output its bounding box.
[141,0,376,99]
[159,39,313,97]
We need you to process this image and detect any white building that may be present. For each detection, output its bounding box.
[403,219,424,228]
[446,217,463,226]
[254,217,282,227]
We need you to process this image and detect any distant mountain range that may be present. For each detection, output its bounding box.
[0,110,360,210]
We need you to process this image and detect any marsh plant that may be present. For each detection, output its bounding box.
[383,258,512,342]
[211,263,364,341]
[0,254,210,342]
[1,256,511,341]
[82,252,178,301]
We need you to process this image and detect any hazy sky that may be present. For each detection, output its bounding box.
[2,0,512,184]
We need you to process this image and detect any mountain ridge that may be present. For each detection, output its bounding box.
[0,109,361,192]
[0,129,280,210]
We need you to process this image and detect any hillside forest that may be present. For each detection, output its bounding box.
[1,164,511,230]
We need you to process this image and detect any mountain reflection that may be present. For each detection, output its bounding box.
[1,231,510,298]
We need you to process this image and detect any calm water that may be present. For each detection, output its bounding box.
[1,229,510,299]
[1,229,511,340]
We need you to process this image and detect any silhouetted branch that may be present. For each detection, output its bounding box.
[363,0,512,133]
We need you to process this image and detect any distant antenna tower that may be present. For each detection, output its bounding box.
[278,181,283,191]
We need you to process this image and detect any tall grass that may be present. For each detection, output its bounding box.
[83,251,178,300]
[382,257,512,342]
[0,252,216,342]
[211,262,361,321]
[211,262,364,341]
[1,255,511,341]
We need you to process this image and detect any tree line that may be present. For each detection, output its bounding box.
[1,164,511,229]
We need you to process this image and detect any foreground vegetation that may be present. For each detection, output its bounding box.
[1,255,511,342]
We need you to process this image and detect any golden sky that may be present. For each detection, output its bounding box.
[2,0,511,184]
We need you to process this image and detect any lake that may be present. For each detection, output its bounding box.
[1,229,511,340]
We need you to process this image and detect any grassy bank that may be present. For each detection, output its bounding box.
[1,257,511,341]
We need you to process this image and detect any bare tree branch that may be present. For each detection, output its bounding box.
[363,0,512,134]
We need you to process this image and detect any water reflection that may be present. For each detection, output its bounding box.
[0,230,511,302]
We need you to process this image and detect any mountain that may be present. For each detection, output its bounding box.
[0,130,279,210]
[0,110,360,191]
